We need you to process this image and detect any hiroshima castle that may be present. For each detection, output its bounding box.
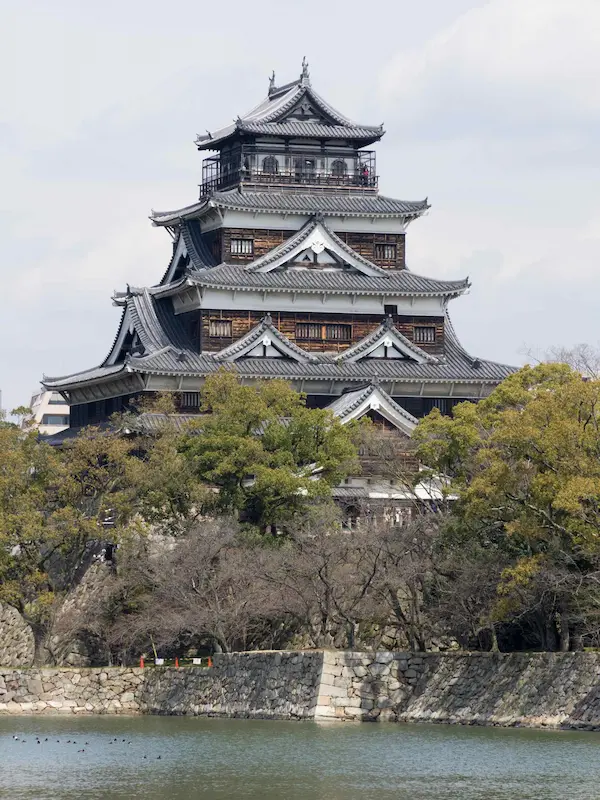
[44,61,514,449]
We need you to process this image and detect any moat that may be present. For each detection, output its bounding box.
[1,716,600,800]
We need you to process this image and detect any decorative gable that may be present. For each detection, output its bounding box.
[246,216,385,277]
[214,314,316,363]
[335,318,440,365]
[327,384,418,436]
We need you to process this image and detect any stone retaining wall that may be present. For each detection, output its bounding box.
[4,650,600,729]
[0,651,323,718]
[315,651,600,729]
[0,604,34,668]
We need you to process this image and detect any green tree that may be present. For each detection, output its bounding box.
[179,372,360,530]
[0,405,204,664]
[414,363,600,650]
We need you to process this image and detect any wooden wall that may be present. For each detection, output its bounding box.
[336,232,405,269]
[199,309,444,355]
[209,228,406,269]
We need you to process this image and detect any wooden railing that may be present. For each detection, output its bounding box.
[199,168,378,198]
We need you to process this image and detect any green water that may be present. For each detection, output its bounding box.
[1,716,599,799]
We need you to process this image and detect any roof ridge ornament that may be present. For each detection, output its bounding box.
[300,56,311,87]
[263,312,273,325]
[268,70,276,94]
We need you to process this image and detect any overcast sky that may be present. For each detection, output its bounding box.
[1,0,599,412]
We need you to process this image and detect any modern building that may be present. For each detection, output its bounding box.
[29,388,70,435]
[43,62,514,475]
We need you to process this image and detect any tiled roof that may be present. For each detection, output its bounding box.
[129,290,170,352]
[180,219,216,269]
[151,191,430,225]
[184,264,469,298]
[237,121,382,140]
[43,363,128,389]
[131,343,514,384]
[124,412,204,433]
[195,77,383,150]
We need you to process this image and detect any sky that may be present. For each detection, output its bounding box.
[1,0,599,412]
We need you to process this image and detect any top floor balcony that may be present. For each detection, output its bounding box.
[199,147,378,198]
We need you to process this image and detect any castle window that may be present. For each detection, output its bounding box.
[262,156,279,174]
[209,319,232,338]
[296,322,322,340]
[296,323,352,341]
[325,324,351,341]
[374,243,397,262]
[331,159,347,177]
[180,392,200,410]
[230,238,254,256]
[414,326,436,344]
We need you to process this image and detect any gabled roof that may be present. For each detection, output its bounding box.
[195,64,383,151]
[214,314,317,363]
[150,191,430,226]
[246,215,385,277]
[327,384,418,435]
[334,317,440,365]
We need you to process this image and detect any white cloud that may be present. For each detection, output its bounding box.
[379,0,600,132]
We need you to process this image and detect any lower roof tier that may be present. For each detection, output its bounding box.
[43,286,516,405]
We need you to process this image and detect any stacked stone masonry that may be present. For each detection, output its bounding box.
[0,603,34,668]
[4,651,600,730]
[314,651,600,729]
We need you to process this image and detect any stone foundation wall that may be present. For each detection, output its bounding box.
[315,651,600,729]
[0,651,323,718]
[0,604,34,668]
[3,650,600,729]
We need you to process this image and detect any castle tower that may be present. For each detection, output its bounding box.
[44,63,514,441]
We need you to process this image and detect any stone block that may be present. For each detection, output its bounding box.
[369,663,391,676]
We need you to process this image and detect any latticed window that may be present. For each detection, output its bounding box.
[296,322,352,341]
[230,238,254,256]
[180,392,200,409]
[325,324,351,341]
[296,323,322,340]
[209,319,232,338]
[413,326,436,344]
[374,243,397,261]
[331,159,347,176]
[262,155,279,174]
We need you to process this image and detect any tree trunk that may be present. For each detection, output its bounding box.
[490,623,500,653]
[347,621,358,650]
[543,614,559,651]
[571,631,584,651]
[31,624,49,667]
[558,612,570,652]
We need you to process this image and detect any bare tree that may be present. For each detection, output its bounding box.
[522,342,600,379]
[254,505,388,649]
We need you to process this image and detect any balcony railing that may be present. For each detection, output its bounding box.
[200,148,378,198]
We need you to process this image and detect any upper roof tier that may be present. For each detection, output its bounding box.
[195,60,384,151]
[151,189,430,226]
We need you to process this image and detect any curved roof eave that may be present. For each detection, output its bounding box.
[150,193,430,226]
